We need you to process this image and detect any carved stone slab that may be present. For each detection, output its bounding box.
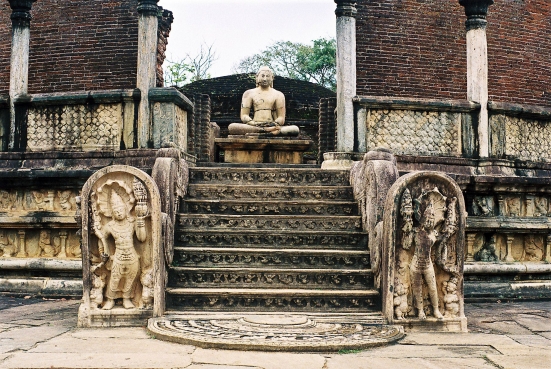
[381,171,467,332]
[148,314,404,352]
[78,165,162,328]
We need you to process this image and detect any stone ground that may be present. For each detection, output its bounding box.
[0,297,549,369]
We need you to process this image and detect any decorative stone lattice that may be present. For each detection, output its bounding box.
[499,115,551,162]
[148,314,404,351]
[27,103,122,151]
[365,110,461,156]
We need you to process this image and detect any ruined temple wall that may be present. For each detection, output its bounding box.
[0,0,173,95]
[356,0,551,106]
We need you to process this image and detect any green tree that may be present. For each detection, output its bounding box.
[164,43,218,87]
[233,38,336,91]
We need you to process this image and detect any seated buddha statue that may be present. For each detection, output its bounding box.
[228,66,300,137]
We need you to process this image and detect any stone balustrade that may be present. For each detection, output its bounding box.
[5,88,193,155]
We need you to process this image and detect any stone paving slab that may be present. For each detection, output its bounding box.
[0,353,194,369]
[191,348,326,369]
[328,344,499,358]
[325,356,498,369]
[70,327,151,339]
[467,318,534,335]
[187,365,262,369]
[539,331,551,340]
[506,334,551,347]
[515,313,551,332]
[486,353,551,369]
[0,325,71,353]
[27,334,196,354]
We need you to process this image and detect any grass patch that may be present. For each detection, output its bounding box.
[338,349,362,354]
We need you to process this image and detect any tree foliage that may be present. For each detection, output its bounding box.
[164,43,218,87]
[233,38,336,91]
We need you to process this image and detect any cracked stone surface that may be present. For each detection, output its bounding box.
[0,297,549,369]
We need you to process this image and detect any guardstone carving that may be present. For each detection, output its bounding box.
[381,171,467,332]
[78,165,162,328]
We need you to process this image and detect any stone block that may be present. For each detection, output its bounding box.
[216,138,312,164]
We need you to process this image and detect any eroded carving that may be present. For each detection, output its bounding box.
[474,235,498,262]
[523,235,544,262]
[0,189,77,214]
[472,196,494,216]
[382,171,466,331]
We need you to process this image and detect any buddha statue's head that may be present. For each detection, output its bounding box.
[256,66,274,88]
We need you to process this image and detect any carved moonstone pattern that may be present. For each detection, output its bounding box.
[365,110,461,156]
[147,315,404,351]
[78,165,162,328]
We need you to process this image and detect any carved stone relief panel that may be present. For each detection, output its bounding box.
[0,189,78,214]
[0,228,81,259]
[494,194,551,217]
[79,165,162,327]
[473,234,499,263]
[471,196,495,216]
[381,171,466,332]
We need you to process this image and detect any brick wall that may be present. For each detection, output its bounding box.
[356,0,551,106]
[0,0,172,95]
[0,2,12,97]
[157,7,173,88]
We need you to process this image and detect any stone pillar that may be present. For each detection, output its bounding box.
[322,0,357,169]
[136,0,160,148]
[7,0,36,151]
[459,0,494,158]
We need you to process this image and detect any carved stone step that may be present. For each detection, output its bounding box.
[166,288,380,312]
[189,168,349,186]
[177,215,363,232]
[173,248,370,269]
[177,230,368,250]
[187,185,354,201]
[183,200,358,216]
[168,267,373,290]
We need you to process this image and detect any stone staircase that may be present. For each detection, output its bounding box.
[164,166,381,314]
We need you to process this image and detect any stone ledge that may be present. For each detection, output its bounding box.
[149,87,194,112]
[14,89,140,106]
[0,277,82,297]
[353,96,480,112]
[489,100,551,121]
[0,215,77,226]
[467,216,551,232]
[465,262,551,274]
[0,258,81,271]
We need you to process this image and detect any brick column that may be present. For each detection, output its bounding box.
[7,0,36,151]
[459,0,494,158]
[136,0,159,148]
[322,0,358,169]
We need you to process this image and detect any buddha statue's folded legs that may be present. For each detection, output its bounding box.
[229,123,300,137]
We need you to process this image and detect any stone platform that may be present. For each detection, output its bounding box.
[215,138,312,164]
[147,313,404,352]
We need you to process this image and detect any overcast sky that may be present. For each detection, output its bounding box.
[158,0,336,77]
